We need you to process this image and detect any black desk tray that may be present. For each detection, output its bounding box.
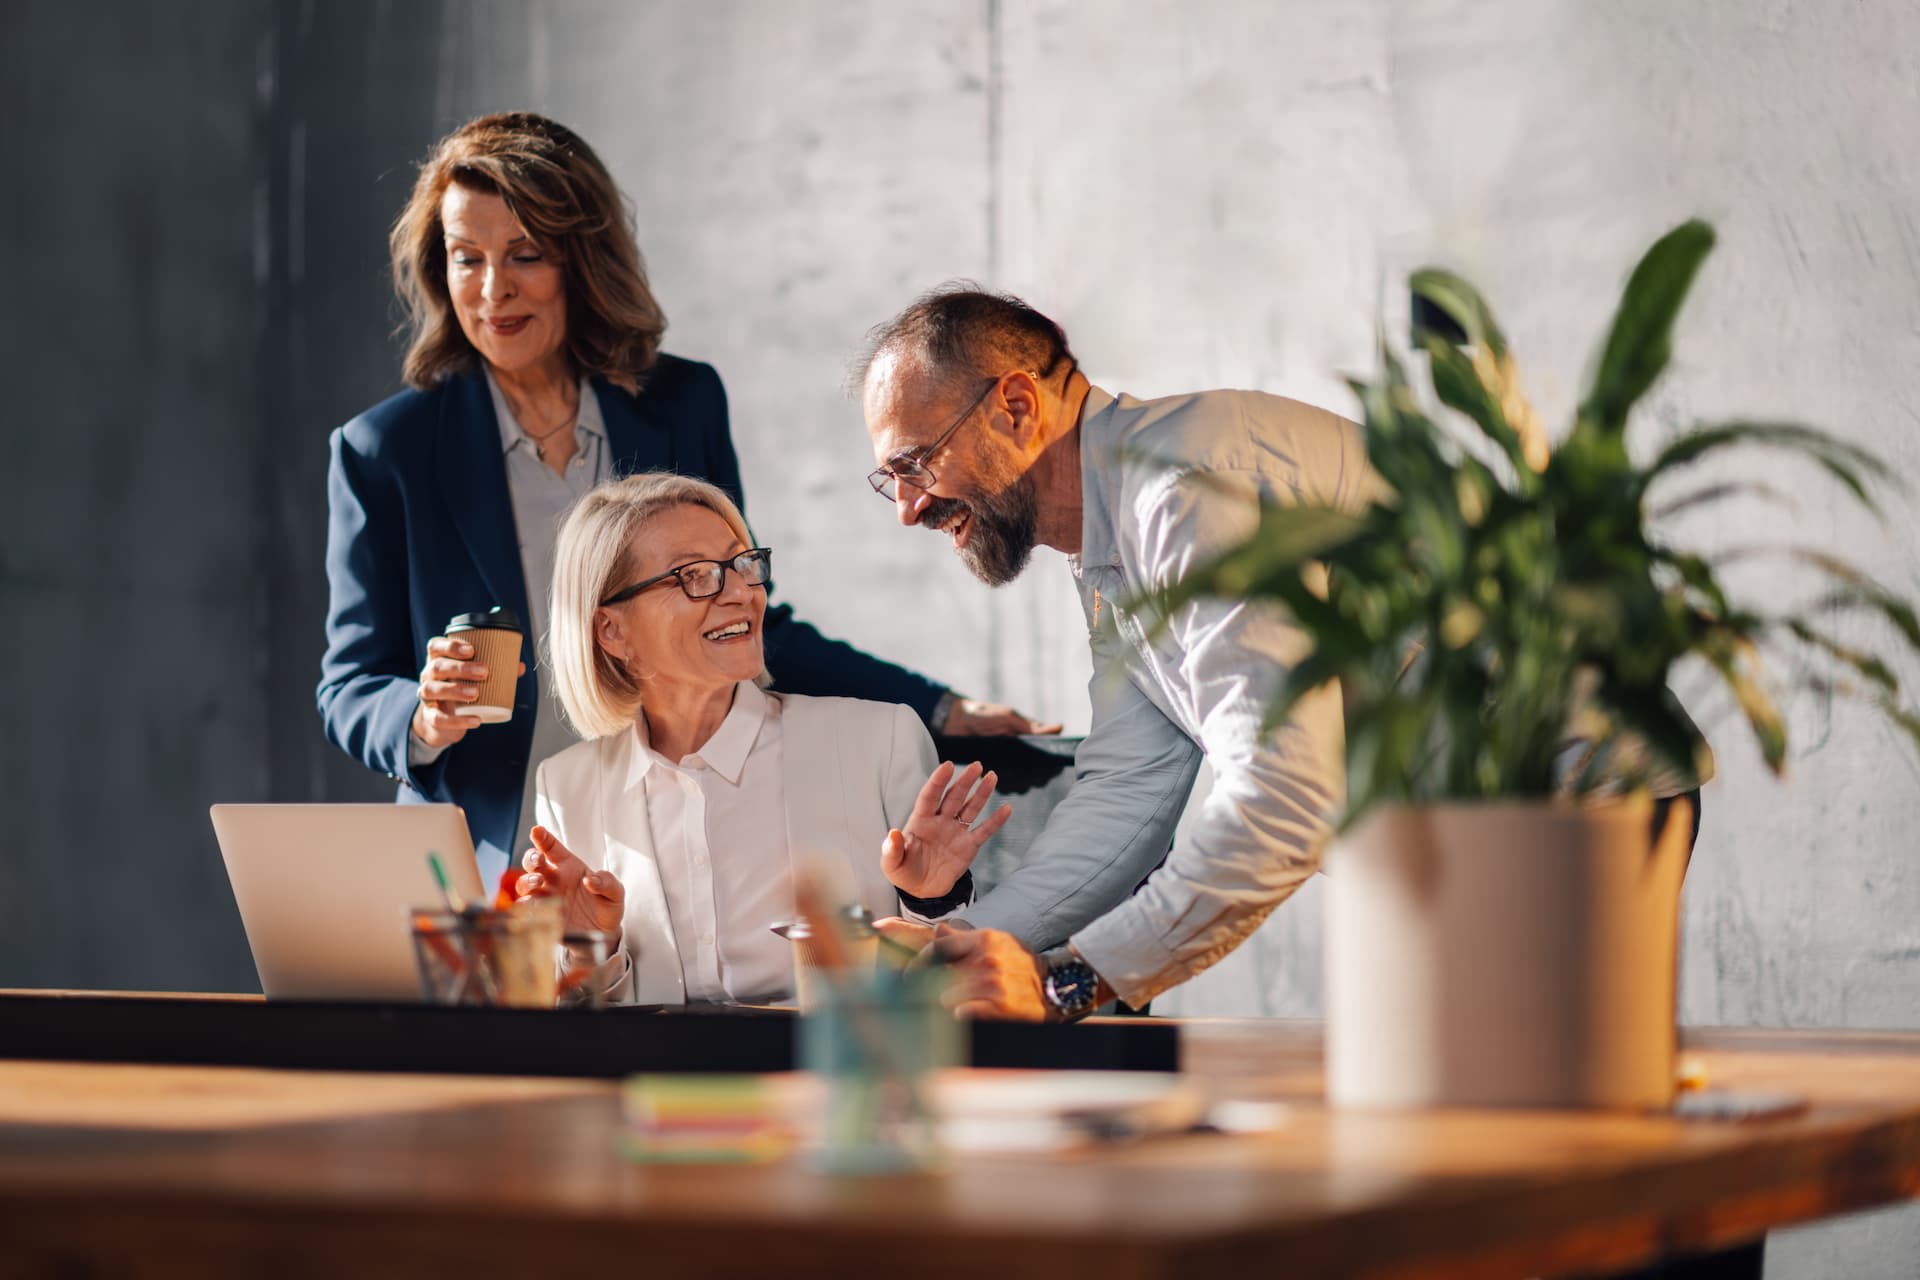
[0,993,1177,1078]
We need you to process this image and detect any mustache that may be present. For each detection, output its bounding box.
[919,495,971,529]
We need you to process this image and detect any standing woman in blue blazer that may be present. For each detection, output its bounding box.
[318,113,1054,880]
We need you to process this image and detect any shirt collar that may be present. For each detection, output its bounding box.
[1074,384,1122,571]
[484,367,608,456]
[623,680,769,790]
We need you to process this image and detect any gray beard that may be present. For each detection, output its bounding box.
[921,474,1040,587]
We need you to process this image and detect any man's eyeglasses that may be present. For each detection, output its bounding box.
[600,548,773,606]
[867,377,999,501]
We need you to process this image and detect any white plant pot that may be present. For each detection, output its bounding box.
[1325,795,1690,1110]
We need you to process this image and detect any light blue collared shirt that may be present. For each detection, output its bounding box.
[961,384,1370,1007]
[410,373,610,882]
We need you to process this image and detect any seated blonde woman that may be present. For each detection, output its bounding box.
[515,472,1009,1005]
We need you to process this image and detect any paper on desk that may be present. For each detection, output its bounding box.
[928,1070,1218,1153]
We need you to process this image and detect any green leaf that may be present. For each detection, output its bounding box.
[1699,632,1788,774]
[1803,677,1920,760]
[1591,680,1714,794]
[1650,549,1733,618]
[1411,267,1509,359]
[1648,420,1895,516]
[1420,332,1535,484]
[1648,479,1798,523]
[1141,503,1368,629]
[1785,619,1898,690]
[1875,698,1920,756]
[1580,219,1716,435]
[1764,548,1920,651]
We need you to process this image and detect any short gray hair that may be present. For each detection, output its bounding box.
[848,282,1076,400]
[548,472,762,739]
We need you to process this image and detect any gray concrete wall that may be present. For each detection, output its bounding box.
[3,3,1915,1272]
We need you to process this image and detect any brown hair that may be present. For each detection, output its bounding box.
[849,281,1075,401]
[389,112,667,392]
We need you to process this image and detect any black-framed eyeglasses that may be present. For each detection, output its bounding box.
[600,548,773,606]
[866,376,1000,501]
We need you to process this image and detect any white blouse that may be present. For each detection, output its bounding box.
[535,683,968,1006]
[630,681,796,1003]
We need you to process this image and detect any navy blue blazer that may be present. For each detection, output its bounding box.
[316,354,945,872]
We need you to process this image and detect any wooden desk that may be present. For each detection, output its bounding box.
[3,1021,1918,1279]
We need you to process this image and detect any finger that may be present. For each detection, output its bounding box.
[424,705,482,731]
[516,662,527,676]
[872,916,934,946]
[937,762,985,817]
[950,997,1008,1020]
[911,761,957,820]
[932,918,977,936]
[879,828,906,875]
[584,869,624,906]
[426,636,474,660]
[522,848,543,872]
[1026,720,1065,735]
[531,826,580,876]
[427,657,489,683]
[969,802,1014,846]
[928,929,984,966]
[420,680,479,703]
[955,770,998,823]
[518,871,547,895]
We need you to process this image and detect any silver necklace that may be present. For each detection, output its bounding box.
[509,395,578,461]
[523,414,576,461]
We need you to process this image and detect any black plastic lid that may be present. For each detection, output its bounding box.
[446,606,523,634]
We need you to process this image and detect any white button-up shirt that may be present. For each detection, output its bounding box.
[628,681,797,1004]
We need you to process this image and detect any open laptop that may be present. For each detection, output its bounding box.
[211,804,487,1001]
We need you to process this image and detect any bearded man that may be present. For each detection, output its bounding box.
[855,285,1370,1020]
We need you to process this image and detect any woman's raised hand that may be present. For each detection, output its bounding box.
[880,761,1013,900]
[412,635,526,750]
[515,825,625,939]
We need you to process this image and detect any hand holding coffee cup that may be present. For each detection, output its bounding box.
[412,607,527,749]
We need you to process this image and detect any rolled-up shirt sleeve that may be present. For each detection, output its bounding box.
[958,597,1204,950]
[1069,469,1346,1008]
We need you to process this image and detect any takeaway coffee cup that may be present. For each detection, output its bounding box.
[445,606,523,724]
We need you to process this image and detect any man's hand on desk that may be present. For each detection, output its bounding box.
[940,696,1064,737]
[872,918,1052,1021]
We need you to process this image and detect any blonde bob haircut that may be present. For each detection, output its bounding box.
[549,472,766,739]
[389,111,667,392]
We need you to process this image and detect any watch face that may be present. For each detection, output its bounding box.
[1045,956,1099,1015]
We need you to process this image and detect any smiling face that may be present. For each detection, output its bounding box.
[593,503,767,698]
[864,351,1041,587]
[440,182,569,378]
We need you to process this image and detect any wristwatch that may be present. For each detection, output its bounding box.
[1040,945,1102,1021]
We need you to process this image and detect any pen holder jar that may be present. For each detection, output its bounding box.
[798,968,958,1175]
[410,898,565,1008]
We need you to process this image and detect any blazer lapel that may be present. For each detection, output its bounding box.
[779,697,895,917]
[595,377,677,478]
[437,370,529,622]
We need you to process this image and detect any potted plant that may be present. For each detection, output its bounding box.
[1156,220,1920,1108]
